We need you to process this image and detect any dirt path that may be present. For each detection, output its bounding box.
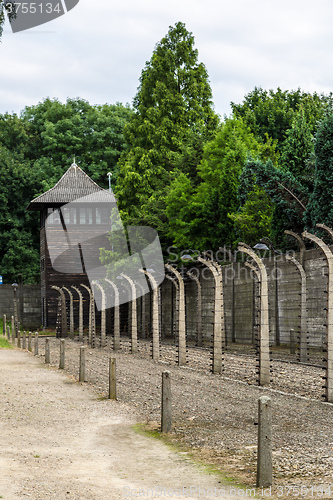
[0,349,241,500]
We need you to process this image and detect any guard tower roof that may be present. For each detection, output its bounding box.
[27,162,115,211]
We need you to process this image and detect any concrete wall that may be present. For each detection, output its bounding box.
[0,285,41,329]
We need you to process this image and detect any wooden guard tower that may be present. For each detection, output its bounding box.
[27,162,115,327]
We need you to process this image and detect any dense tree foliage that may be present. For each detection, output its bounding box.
[165,118,278,250]
[231,87,332,152]
[115,22,219,247]
[305,112,333,230]
[0,98,132,282]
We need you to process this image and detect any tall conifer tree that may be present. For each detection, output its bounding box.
[116,22,219,224]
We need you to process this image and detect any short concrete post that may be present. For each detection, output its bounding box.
[7,325,10,341]
[59,339,65,369]
[161,370,172,433]
[3,314,6,335]
[45,338,50,364]
[79,346,86,382]
[28,332,32,352]
[290,328,296,355]
[17,328,21,348]
[34,333,38,356]
[109,357,117,400]
[22,331,26,350]
[256,396,272,488]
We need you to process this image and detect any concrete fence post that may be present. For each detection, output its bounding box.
[109,357,117,400]
[105,279,120,351]
[238,243,270,386]
[28,332,32,352]
[165,275,179,348]
[140,270,160,361]
[72,286,84,343]
[161,370,172,433]
[79,346,85,382]
[11,316,15,343]
[45,338,50,364]
[165,265,186,366]
[285,245,307,363]
[290,328,296,355]
[256,396,272,488]
[7,325,10,341]
[187,271,203,347]
[81,284,95,347]
[34,333,38,356]
[63,287,74,340]
[303,226,333,402]
[59,339,65,369]
[3,314,6,335]
[92,281,107,349]
[17,328,21,348]
[51,286,68,338]
[120,274,138,354]
[197,257,225,374]
[22,331,26,350]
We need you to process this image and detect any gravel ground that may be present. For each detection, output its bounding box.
[19,334,333,498]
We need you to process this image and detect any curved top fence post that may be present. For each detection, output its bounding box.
[165,264,186,366]
[237,243,270,386]
[303,226,333,402]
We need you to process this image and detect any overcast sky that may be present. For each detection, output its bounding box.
[1,0,333,118]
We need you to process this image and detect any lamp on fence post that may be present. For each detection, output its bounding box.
[12,282,18,338]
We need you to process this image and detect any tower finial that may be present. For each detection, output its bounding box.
[71,156,77,170]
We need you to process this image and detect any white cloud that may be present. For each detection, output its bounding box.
[0,0,333,117]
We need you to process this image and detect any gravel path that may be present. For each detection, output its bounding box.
[0,348,241,500]
[5,335,333,499]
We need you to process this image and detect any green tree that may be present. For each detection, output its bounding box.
[228,186,273,246]
[231,87,332,152]
[0,1,15,39]
[20,98,133,189]
[280,107,315,189]
[0,147,41,282]
[166,117,277,250]
[305,111,333,229]
[239,159,309,245]
[116,22,219,228]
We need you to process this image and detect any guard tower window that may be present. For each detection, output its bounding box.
[63,207,70,224]
[46,208,61,225]
[86,207,93,224]
[79,207,86,224]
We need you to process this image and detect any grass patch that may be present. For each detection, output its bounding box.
[0,335,13,349]
[133,422,262,497]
